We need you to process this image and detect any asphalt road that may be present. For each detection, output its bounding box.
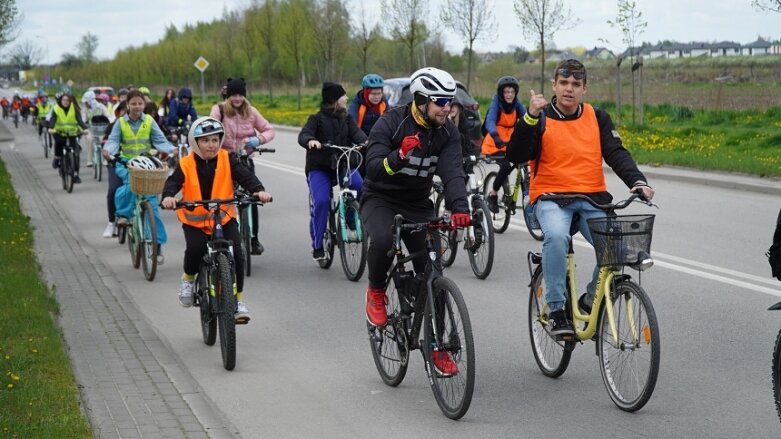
[2,97,781,437]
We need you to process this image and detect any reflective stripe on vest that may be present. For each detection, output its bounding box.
[357,101,386,128]
[36,102,52,120]
[53,105,78,136]
[119,114,153,158]
[176,149,237,234]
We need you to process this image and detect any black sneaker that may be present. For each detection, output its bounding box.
[52,158,60,169]
[487,194,499,213]
[312,248,326,261]
[577,293,593,314]
[73,175,82,184]
[251,238,264,255]
[548,310,574,337]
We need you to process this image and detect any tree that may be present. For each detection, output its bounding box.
[608,0,646,125]
[352,2,381,75]
[752,0,781,12]
[239,6,262,98]
[513,0,580,93]
[381,0,429,73]
[277,0,314,109]
[76,33,99,63]
[255,0,279,102]
[441,0,496,89]
[0,0,21,50]
[7,40,43,70]
[310,0,351,81]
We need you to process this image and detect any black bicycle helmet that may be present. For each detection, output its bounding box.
[496,76,520,95]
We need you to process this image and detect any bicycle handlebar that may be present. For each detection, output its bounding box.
[165,194,272,210]
[537,189,656,212]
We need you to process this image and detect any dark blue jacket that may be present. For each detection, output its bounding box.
[347,90,387,136]
[166,99,198,126]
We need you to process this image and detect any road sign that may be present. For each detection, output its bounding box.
[193,56,210,72]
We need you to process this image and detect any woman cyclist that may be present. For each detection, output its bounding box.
[161,117,272,324]
[47,92,88,183]
[210,77,276,256]
[298,81,367,262]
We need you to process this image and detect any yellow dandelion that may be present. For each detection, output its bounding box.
[31,349,37,353]
[6,384,13,390]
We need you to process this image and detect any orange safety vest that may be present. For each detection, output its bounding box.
[529,104,606,204]
[176,149,237,234]
[481,109,518,156]
[357,101,386,128]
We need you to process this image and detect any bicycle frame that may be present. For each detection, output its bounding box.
[329,144,364,243]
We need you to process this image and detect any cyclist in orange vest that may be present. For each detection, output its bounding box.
[348,74,387,177]
[161,117,272,324]
[481,76,527,213]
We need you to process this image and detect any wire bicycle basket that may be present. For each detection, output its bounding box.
[587,214,655,267]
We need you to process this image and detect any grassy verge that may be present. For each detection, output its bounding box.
[0,158,91,438]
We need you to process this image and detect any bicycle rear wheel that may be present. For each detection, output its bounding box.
[337,199,367,281]
[467,199,495,279]
[520,166,543,241]
[423,277,475,420]
[198,262,217,346]
[527,265,574,377]
[367,273,409,386]
[139,201,158,281]
[483,171,511,234]
[216,253,237,371]
[597,279,660,412]
[319,211,336,269]
[239,206,252,277]
[127,222,141,269]
[42,133,49,158]
[434,193,458,267]
[773,328,781,422]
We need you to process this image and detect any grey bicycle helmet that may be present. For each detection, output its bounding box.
[496,76,520,94]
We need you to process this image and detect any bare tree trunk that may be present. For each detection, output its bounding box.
[466,41,474,90]
[638,60,644,125]
[616,57,622,126]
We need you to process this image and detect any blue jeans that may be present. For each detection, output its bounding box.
[307,169,362,250]
[535,199,606,312]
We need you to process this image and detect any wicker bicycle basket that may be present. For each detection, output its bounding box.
[587,214,655,267]
[128,166,168,195]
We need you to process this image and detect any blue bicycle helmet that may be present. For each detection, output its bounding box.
[178,87,193,99]
[361,74,384,89]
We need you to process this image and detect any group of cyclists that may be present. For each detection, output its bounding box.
[8,57,656,380]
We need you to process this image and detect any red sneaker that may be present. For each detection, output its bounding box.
[365,287,388,327]
[432,350,459,377]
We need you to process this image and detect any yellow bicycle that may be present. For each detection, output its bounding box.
[527,191,659,412]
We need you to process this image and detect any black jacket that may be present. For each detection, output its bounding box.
[298,105,368,174]
[364,105,468,213]
[162,152,264,200]
[506,100,647,203]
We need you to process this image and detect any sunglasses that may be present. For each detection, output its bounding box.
[557,68,586,80]
[429,96,454,107]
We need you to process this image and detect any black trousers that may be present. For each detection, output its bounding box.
[360,194,436,288]
[181,220,246,293]
[492,156,514,192]
[53,134,81,174]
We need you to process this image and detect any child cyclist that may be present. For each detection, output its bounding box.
[161,117,272,324]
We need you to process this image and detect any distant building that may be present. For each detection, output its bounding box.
[742,39,772,56]
[585,47,615,60]
[620,39,777,59]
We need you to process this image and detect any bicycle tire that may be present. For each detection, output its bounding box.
[423,277,475,420]
[198,262,217,346]
[216,253,237,371]
[483,171,511,234]
[139,201,158,281]
[527,265,574,377]
[467,199,495,279]
[64,151,74,193]
[128,221,141,269]
[434,193,458,267]
[92,145,99,180]
[337,199,367,281]
[240,206,252,277]
[367,273,409,386]
[319,211,336,269]
[59,152,67,190]
[42,133,49,158]
[520,166,544,241]
[117,224,127,245]
[597,279,660,412]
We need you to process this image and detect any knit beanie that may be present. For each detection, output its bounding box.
[225,77,246,98]
[321,81,346,105]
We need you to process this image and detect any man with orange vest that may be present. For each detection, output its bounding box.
[161,117,272,324]
[348,74,387,176]
[507,59,655,337]
[482,76,527,213]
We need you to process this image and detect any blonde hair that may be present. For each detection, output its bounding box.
[223,97,251,119]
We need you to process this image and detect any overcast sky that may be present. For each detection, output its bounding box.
[15,0,780,65]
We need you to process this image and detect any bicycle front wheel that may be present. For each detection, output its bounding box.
[198,262,217,346]
[367,272,409,386]
[319,211,336,269]
[483,171,511,234]
[434,192,458,267]
[239,206,252,277]
[63,152,75,193]
[42,133,49,158]
[337,199,367,281]
[467,199,495,279]
[597,279,660,412]
[139,201,158,281]
[528,265,574,377]
[216,253,237,371]
[773,328,781,422]
[423,277,475,420]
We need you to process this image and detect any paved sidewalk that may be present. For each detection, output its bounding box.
[0,122,238,438]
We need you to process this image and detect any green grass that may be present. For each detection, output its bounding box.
[0,159,91,438]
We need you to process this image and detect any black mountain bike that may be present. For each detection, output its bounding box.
[55,131,81,193]
[367,214,475,419]
[236,146,275,277]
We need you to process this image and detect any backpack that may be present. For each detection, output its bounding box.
[768,208,781,281]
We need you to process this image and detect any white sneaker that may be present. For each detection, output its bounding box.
[178,280,195,307]
[102,222,116,238]
[86,162,94,168]
[157,252,165,266]
[235,301,251,324]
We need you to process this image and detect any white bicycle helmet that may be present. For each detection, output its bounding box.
[410,67,456,99]
[82,90,96,103]
[188,116,225,158]
[127,156,156,170]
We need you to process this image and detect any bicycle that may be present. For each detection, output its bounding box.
[433,155,495,279]
[170,195,259,371]
[114,157,168,281]
[484,156,543,240]
[166,120,191,169]
[50,129,81,193]
[39,122,53,158]
[89,118,109,182]
[236,145,275,277]
[367,214,475,419]
[527,191,659,412]
[316,143,367,282]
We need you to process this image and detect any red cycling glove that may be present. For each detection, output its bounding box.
[398,132,421,160]
[450,212,471,229]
